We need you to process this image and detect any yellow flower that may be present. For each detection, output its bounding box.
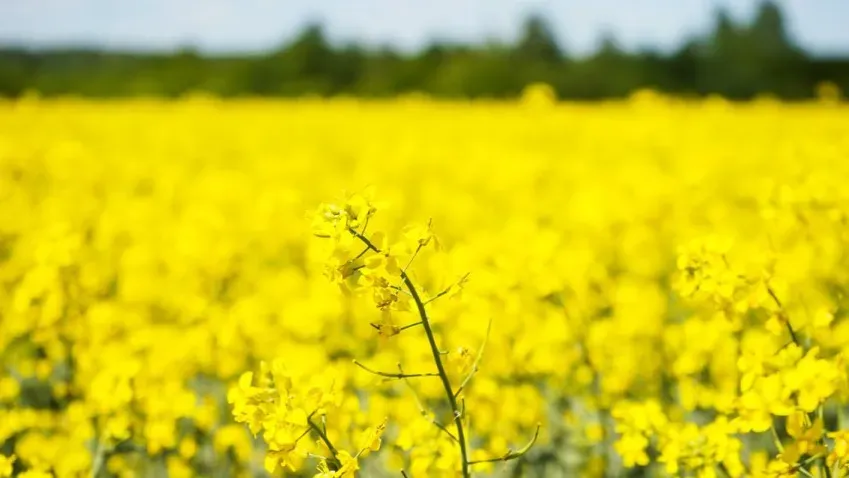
[18,472,53,478]
[103,413,132,442]
[178,437,197,460]
[343,192,378,230]
[765,458,798,477]
[370,310,402,337]
[363,251,402,283]
[615,432,650,467]
[336,451,359,477]
[7,90,849,478]
[264,441,300,474]
[144,419,176,455]
[357,418,387,457]
[166,456,193,478]
[828,430,849,469]
[313,451,359,478]
[314,459,336,478]
[227,372,268,436]
[448,346,475,376]
[781,411,825,466]
[0,377,20,402]
[400,221,438,253]
[584,423,605,444]
[782,348,841,412]
[0,455,14,478]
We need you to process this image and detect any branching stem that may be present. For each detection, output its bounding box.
[309,418,339,458]
[398,321,423,332]
[468,424,541,466]
[454,317,492,399]
[424,272,471,305]
[353,359,439,379]
[397,364,460,443]
[349,227,471,478]
[766,284,799,345]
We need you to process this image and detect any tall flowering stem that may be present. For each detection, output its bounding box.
[348,228,472,478]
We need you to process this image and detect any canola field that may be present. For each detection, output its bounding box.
[2,93,849,478]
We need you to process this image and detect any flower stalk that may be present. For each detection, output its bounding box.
[348,227,472,477]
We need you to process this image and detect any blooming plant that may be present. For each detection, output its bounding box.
[1,92,849,476]
[230,191,540,477]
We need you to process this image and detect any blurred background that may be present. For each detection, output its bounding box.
[0,0,847,100]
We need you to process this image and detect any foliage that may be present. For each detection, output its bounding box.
[1,2,848,100]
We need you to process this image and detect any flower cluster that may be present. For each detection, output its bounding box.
[227,359,385,477]
[266,191,536,477]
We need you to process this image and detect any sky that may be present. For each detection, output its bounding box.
[0,0,847,56]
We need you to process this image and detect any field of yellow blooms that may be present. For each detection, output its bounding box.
[2,91,849,478]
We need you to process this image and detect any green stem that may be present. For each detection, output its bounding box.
[454,317,492,399]
[350,228,471,478]
[353,359,440,379]
[309,418,339,458]
[90,437,105,478]
[798,466,816,478]
[818,406,833,478]
[397,364,459,443]
[401,271,471,477]
[766,285,799,345]
[770,422,784,453]
[468,424,540,465]
[424,272,470,305]
[398,321,423,332]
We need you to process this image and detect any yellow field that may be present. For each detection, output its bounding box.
[2,94,849,477]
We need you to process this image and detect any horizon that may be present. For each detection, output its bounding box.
[1,0,848,57]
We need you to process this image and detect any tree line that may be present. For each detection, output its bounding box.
[1,1,847,100]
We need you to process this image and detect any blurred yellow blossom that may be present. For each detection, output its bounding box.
[2,97,849,476]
